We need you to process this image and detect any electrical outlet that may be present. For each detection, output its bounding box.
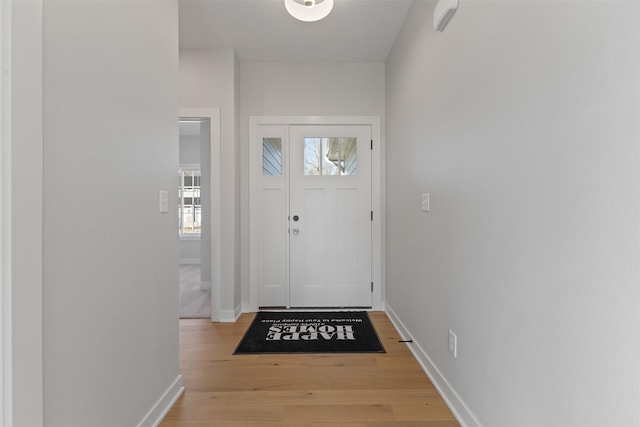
[448,330,457,358]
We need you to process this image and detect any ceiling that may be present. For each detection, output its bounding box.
[179,0,416,62]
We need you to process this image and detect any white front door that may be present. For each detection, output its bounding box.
[288,125,372,307]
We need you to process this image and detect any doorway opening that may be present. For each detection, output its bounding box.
[179,109,222,321]
[249,116,384,312]
[178,118,210,318]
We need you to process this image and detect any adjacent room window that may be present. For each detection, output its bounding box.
[179,167,201,236]
[303,137,357,176]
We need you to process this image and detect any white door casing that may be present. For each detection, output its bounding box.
[248,116,385,312]
[249,117,382,311]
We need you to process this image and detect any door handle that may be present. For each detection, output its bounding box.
[292,228,300,235]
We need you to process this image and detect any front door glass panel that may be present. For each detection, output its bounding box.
[303,137,357,176]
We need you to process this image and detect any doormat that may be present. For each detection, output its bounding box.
[233,311,385,354]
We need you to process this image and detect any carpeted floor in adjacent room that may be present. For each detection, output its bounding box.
[179,264,211,319]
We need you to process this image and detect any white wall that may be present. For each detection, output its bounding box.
[240,62,385,117]
[179,134,200,164]
[180,49,240,319]
[179,239,200,264]
[9,1,44,425]
[385,1,640,426]
[43,1,181,426]
[240,62,386,308]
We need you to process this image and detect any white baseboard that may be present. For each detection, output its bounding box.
[385,303,481,427]
[179,258,200,265]
[220,304,242,322]
[136,375,184,427]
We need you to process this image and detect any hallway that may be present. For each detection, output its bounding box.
[160,312,459,426]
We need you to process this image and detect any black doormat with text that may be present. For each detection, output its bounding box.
[233,311,385,354]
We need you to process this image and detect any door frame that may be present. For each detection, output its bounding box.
[248,116,383,311]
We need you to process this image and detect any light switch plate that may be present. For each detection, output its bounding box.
[448,330,457,358]
[421,193,430,212]
[159,190,169,213]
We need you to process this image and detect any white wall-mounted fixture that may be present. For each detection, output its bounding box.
[159,190,169,213]
[421,193,430,212]
[448,330,458,358]
[434,0,458,32]
[285,0,334,22]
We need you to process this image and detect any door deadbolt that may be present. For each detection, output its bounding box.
[293,215,299,221]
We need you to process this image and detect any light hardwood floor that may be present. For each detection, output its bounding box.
[160,311,460,426]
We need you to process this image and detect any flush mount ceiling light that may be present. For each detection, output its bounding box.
[285,0,334,22]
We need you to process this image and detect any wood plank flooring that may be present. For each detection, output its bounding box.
[160,311,460,426]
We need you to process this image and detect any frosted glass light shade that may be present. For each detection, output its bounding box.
[285,0,334,22]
